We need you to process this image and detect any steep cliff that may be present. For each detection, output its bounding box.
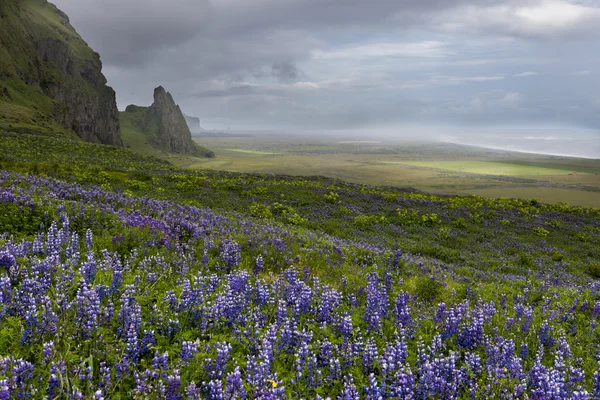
[183,114,202,131]
[120,87,214,157]
[0,0,122,145]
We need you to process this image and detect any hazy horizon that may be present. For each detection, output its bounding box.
[193,126,600,159]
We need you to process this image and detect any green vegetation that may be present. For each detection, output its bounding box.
[386,160,590,176]
[225,148,281,155]
[0,0,95,133]
[120,105,215,158]
[0,125,599,398]
[189,135,600,207]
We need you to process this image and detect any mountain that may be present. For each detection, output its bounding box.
[120,87,214,157]
[0,0,122,145]
[183,114,202,131]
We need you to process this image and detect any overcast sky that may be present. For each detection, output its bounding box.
[52,0,600,132]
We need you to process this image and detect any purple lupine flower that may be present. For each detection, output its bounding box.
[338,375,359,400]
[363,339,378,373]
[520,344,529,360]
[99,362,112,390]
[0,379,9,400]
[365,373,383,400]
[0,251,16,270]
[338,313,353,340]
[434,302,447,324]
[209,342,232,380]
[592,364,600,399]
[538,320,555,347]
[572,391,589,400]
[458,308,484,349]
[392,250,402,269]
[521,306,534,334]
[442,301,468,340]
[75,280,101,338]
[186,382,201,400]
[84,229,93,250]
[166,370,182,400]
[42,341,54,364]
[140,330,155,355]
[207,380,225,400]
[80,252,96,284]
[465,352,481,376]
[254,255,264,275]
[391,365,414,399]
[125,323,140,362]
[225,366,247,399]
[181,341,199,365]
[153,352,169,371]
[364,272,388,332]
[219,239,241,270]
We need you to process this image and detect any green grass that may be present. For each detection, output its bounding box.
[120,108,166,158]
[186,136,600,207]
[225,148,281,155]
[0,128,173,172]
[0,0,110,138]
[120,108,215,160]
[23,0,95,61]
[382,160,579,176]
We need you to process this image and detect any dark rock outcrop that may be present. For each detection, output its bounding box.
[0,0,122,145]
[121,87,214,157]
[146,87,197,153]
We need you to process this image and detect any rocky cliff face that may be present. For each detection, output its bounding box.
[183,114,202,131]
[146,87,197,153]
[0,0,122,145]
[120,87,214,157]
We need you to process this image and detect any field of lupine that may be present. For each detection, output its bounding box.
[1,130,600,398]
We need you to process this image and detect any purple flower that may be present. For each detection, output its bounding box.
[181,341,199,365]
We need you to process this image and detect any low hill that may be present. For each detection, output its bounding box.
[0,0,121,145]
[120,87,214,158]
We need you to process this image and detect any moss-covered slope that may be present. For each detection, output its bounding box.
[0,0,122,145]
[120,87,214,158]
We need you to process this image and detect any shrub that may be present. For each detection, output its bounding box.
[287,213,306,226]
[250,202,272,219]
[532,227,549,237]
[324,191,340,204]
[353,214,387,228]
[415,276,442,302]
[273,202,295,215]
[518,253,535,269]
[587,263,600,279]
[438,226,451,240]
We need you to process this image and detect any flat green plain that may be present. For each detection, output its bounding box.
[183,135,600,207]
[382,160,583,176]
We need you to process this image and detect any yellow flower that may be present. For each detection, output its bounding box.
[267,379,277,388]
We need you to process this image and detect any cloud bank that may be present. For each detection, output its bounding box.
[53,0,600,131]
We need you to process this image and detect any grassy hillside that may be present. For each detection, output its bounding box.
[0,0,122,144]
[0,0,81,133]
[120,106,215,158]
[1,127,600,398]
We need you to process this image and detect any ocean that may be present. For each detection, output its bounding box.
[440,130,600,159]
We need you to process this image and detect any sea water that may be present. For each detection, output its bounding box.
[441,130,600,159]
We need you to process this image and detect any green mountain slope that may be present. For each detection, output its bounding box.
[120,87,214,158]
[0,0,121,145]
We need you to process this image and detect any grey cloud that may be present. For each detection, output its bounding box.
[271,61,301,82]
[193,85,282,98]
[51,0,600,130]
